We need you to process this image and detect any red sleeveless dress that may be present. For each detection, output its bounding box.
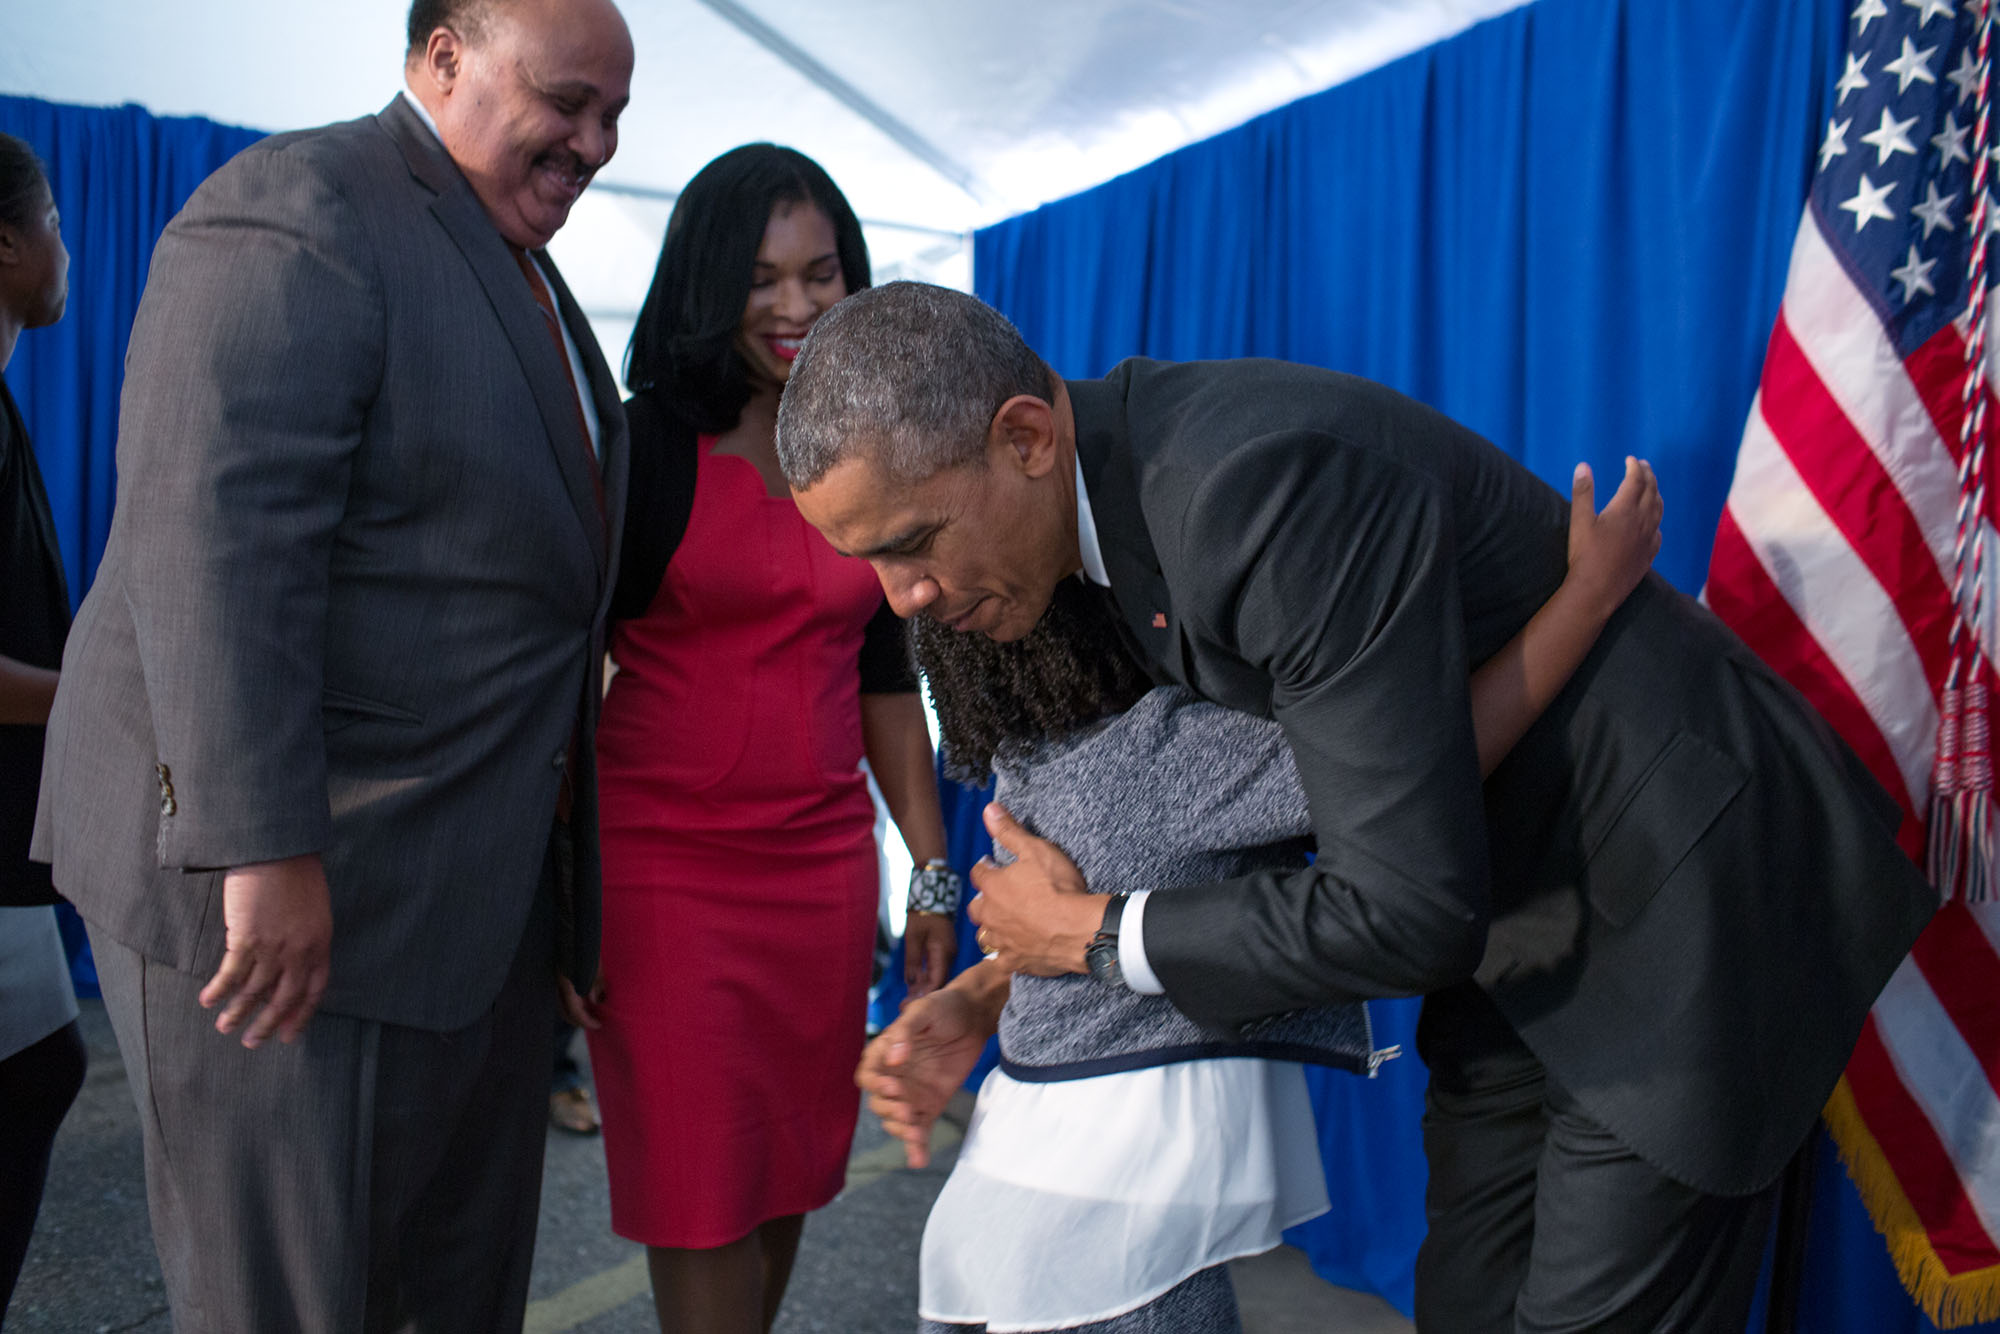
[588,434,884,1247]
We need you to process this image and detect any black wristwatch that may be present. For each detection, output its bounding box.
[1085,894,1129,989]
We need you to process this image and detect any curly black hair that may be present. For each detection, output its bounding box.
[913,578,1154,783]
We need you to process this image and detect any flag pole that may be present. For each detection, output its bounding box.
[1930,0,1998,903]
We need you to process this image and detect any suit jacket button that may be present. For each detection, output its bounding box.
[161,796,177,817]
[552,750,567,770]
[155,762,170,781]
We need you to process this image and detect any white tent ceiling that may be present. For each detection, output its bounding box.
[2,0,1531,360]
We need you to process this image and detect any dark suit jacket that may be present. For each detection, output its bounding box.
[0,374,68,904]
[33,98,628,1030]
[1074,357,1935,1194]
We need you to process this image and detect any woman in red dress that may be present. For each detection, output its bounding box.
[584,145,958,1332]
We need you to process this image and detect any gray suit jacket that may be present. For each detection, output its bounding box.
[1073,357,1936,1194]
[33,98,628,1031]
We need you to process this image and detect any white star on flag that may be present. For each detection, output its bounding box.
[1839,173,1898,230]
[1912,180,1959,237]
[1902,0,1956,24]
[1947,45,1982,104]
[1855,0,1890,29]
[1861,105,1920,164]
[1838,51,1871,104]
[1823,117,1854,170]
[1890,245,1939,302]
[1933,111,1972,166]
[1883,36,1939,93]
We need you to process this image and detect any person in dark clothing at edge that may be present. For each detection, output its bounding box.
[0,131,86,1324]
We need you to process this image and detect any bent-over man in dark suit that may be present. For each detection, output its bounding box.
[30,1,633,1327]
[777,281,1937,1332]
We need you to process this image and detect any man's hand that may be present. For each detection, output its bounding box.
[904,912,956,999]
[198,853,333,1048]
[558,971,605,1029]
[966,803,1102,976]
[856,973,1000,1168]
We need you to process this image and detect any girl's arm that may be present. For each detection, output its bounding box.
[855,956,1009,1168]
[1469,457,1662,776]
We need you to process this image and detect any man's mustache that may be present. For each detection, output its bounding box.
[538,150,596,187]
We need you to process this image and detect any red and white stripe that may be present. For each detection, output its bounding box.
[1707,203,2000,1281]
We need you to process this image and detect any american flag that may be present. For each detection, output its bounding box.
[1702,0,2000,1322]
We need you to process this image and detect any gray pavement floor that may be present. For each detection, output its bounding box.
[7,999,1412,1333]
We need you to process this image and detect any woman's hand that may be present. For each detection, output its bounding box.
[1565,457,1662,621]
[904,911,956,999]
[558,970,605,1029]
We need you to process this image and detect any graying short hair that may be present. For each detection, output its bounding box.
[776,281,1054,490]
[406,0,498,59]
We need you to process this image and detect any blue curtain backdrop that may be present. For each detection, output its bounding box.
[0,94,264,992]
[967,0,1996,1328]
[0,96,263,600]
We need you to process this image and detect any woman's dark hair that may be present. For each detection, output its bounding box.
[625,144,870,431]
[913,578,1154,782]
[0,134,50,231]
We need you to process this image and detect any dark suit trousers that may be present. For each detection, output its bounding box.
[1414,984,1776,1333]
[89,864,556,1334]
[0,1019,86,1315]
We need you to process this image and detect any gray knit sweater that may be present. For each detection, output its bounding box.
[992,687,1377,1081]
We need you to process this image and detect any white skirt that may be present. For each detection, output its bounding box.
[0,906,78,1062]
[918,1058,1330,1332]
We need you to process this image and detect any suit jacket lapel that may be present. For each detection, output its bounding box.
[544,258,627,602]
[536,255,616,583]
[1068,376,1181,686]
[376,98,609,581]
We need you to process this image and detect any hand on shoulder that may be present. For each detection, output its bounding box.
[1565,456,1662,620]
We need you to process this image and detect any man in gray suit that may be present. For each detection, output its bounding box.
[31,1,633,1327]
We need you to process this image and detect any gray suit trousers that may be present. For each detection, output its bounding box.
[90,875,554,1333]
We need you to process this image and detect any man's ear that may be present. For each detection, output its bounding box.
[0,222,19,269]
[990,395,1060,479]
[417,26,466,95]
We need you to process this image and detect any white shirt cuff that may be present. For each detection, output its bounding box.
[1118,891,1165,994]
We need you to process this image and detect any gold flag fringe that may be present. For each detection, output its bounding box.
[1824,1077,2000,1328]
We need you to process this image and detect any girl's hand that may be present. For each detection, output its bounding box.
[856,984,992,1168]
[1565,457,1662,621]
[904,911,956,999]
